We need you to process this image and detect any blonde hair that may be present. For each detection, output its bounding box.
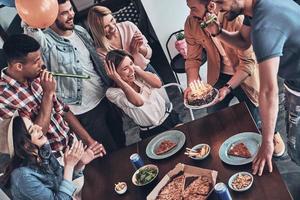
[87,6,113,52]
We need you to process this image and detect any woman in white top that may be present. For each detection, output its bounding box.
[105,49,180,139]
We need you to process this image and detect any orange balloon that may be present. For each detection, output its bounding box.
[15,0,59,28]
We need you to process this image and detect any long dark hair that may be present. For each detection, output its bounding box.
[105,49,135,70]
[0,116,40,187]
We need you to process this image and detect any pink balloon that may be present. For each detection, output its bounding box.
[16,0,59,28]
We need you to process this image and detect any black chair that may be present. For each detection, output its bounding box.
[166,30,207,84]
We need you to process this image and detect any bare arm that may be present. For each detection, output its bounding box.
[64,111,95,145]
[105,61,144,107]
[204,14,252,50]
[115,79,144,106]
[219,46,256,97]
[134,66,162,88]
[215,25,252,50]
[252,57,280,176]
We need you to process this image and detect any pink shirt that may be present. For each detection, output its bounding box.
[97,21,152,70]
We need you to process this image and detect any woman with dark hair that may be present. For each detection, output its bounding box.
[105,49,181,139]
[1,116,101,200]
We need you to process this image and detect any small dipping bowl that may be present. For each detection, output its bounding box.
[114,182,127,195]
[189,144,210,160]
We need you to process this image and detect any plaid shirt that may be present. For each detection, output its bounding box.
[0,69,71,152]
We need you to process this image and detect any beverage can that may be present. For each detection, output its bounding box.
[214,182,232,200]
[130,153,144,170]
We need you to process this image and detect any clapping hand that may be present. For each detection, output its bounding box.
[64,140,84,168]
[130,31,144,54]
[80,142,106,165]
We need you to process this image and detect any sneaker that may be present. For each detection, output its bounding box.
[273,132,285,157]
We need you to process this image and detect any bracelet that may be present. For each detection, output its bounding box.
[224,83,233,92]
[211,27,222,37]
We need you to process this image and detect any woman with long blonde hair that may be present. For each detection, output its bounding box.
[87,6,157,74]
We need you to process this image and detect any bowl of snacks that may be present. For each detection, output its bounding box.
[132,164,159,186]
[228,172,253,192]
[114,182,127,195]
[185,144,210,160]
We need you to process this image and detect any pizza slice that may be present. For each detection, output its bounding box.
[182,175,212,199]
[228,142,252,158]
[157,175,185,200]
[155,140,177,155]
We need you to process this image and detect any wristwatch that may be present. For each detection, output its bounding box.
[224,83,233,92]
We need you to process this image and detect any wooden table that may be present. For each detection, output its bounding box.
[82,103,293,200]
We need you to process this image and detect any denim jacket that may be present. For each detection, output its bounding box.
[24,25,112,104]
[10,155,83,200]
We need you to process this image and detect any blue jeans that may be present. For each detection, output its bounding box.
[285,87,300,165]
[207,73,261,127]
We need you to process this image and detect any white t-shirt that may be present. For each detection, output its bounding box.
[64,32,104,115]
[106,79,166,127]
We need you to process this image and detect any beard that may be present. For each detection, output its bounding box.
[223,9,242,21]
[55,18,74,31]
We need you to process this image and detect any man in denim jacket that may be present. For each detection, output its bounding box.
[23,0,124,151]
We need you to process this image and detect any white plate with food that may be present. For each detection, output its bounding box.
[114,182,127,194]
[146,130,186,160]
[185,144,210,160]
[219,132,262,165]
[184,80,219,109]
[228,172,253,192]
[132,164,159,186]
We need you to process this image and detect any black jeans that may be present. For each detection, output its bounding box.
[207,73,261,127]
[76,97,125,152]
[285,87,300,165]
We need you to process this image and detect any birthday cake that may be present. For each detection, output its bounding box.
[187,80,218,106]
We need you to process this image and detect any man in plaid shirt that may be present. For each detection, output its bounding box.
[0,34,106,157]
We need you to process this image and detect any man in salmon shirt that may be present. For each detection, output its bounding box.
[183,0,285,164]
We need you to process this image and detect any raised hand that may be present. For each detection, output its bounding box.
[80,142,106,165]
[202,13,221,36]
[104,60,122,82]
[130,31,144,54]
[64,140,84,168]
[40,70,56,96]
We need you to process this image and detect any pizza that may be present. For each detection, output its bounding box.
[155,140,177,155]
[156,175,212,200]
[156,175,185,200]
[182,176,211,199]
[228,142,252,158]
